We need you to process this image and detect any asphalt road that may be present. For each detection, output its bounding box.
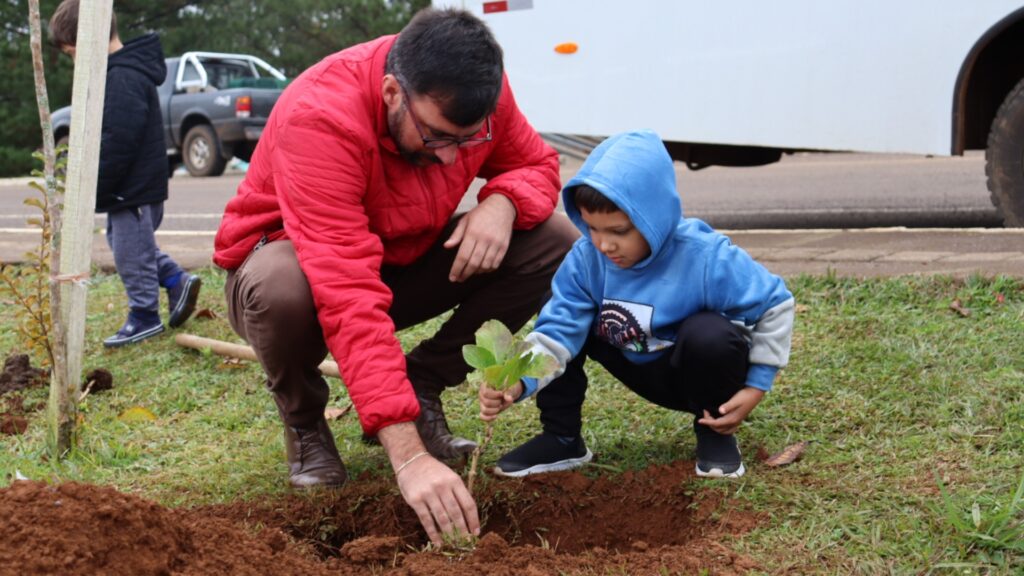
[1,151,1022,277]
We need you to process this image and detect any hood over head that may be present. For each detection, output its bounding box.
[563,129,681,266]
[108,33,166,86]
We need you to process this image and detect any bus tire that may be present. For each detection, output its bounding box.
[986,76,1024,227]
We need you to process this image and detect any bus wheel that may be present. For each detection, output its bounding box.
[986,76,1024,227]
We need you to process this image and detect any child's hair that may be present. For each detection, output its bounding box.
[49,0,118,48]
[573,184,621,214]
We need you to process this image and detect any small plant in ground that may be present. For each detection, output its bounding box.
[935,472,1024,565]
[462,319,557,492]
[0,148,66,369]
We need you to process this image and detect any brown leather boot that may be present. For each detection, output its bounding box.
[414,384,477,462]
[284,418,348,489]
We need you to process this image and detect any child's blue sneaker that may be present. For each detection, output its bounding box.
[694,421,745,478]
[167,273,201,328]
[494,431,593,477]
[103,310,165,348]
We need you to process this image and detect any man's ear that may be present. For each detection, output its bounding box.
[382,74,401,110]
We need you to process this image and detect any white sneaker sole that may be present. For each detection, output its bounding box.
[103,323,165,348]
[695,462,746,478]
[492,449,594,478]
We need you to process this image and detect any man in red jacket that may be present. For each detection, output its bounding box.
[213,8,576,544]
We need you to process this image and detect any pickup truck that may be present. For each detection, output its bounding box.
[52,51,287,177]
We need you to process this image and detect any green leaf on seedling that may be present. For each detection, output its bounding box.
[462,320,558,392]
[475,320,514,363]
[482,364,505,387]
[462,345,496,370]
[525,352,559,379]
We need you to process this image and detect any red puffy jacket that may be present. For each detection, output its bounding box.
[213,36,560,435]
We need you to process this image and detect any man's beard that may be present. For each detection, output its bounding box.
[387,109,442,166]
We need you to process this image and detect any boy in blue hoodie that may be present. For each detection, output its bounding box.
[50,0,201,347]
[479,129,795,478]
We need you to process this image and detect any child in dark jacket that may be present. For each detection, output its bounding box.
[50,0,200,347]
[479,129,795,478]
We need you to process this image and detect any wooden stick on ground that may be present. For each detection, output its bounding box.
[174,333,342,379]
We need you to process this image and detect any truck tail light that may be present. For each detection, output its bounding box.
[235,96,252,118]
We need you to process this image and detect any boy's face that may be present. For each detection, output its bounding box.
[579,207,651,268]
[60,45,76,61]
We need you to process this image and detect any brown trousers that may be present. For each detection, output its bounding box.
[225,213,579,428]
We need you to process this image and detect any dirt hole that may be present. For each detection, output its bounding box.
[1,461,761,575]
[248,461,718,556]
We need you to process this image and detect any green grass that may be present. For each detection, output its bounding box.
[1,270,1022,574]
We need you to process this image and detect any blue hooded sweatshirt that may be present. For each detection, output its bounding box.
[521,129,795,398]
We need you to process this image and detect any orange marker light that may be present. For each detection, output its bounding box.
[554,42,578,54]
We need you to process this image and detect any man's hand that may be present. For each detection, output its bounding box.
[378,422,480,546]
[697,387,765,435]
[479,381,523,422]
[444,194,516,282]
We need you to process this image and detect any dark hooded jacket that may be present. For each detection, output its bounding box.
[96,33,168,212]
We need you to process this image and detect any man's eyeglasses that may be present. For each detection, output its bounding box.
[400,85,492,149]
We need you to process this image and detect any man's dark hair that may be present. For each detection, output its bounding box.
[49,0,118,48]
[386,8,503,127]
[573,184,622,214]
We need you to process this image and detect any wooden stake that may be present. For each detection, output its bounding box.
[174,333,342,379]
[51,0,113,457]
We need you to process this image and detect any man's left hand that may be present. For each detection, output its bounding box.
[444,194,516,282]
[697,386,765,435]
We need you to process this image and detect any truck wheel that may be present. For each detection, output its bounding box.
[986,76,1024,227]
[183,124,227,177]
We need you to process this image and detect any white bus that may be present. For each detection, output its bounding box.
[437,0,1024,226]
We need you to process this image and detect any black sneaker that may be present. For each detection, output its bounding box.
[494,432,593,477]
[168,273,202,328]
[103,311,165,348]
[694,421,745,478]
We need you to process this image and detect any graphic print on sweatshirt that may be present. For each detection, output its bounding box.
[595,300,674,353]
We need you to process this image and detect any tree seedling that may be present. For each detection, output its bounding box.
[462,319,557,492]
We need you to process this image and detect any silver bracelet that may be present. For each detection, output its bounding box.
[395,450,430,476]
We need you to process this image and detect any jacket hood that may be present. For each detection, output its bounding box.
[108,33,166,86]
[563,129,681,266]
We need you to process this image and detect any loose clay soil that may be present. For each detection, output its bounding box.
[0,354,111,437]
[0,354,48,436]
[0,461,762,575]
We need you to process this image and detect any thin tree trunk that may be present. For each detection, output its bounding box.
[27,0,71,456]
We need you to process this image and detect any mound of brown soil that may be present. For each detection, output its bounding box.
[0,481,333,576]
[0,461,761,575]
[0,354,47,395]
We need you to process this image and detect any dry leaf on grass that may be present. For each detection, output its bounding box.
[324,404,353,421]
[764,441,809,467]
[118,406,157,423]
[949,299,971,317]
[195,308,219,320]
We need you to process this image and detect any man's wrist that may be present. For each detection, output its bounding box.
[484,192,517,220]
[377,421,429,470]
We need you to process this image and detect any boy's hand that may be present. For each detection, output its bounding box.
[478,381,524,421]
[698,386,765,435]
